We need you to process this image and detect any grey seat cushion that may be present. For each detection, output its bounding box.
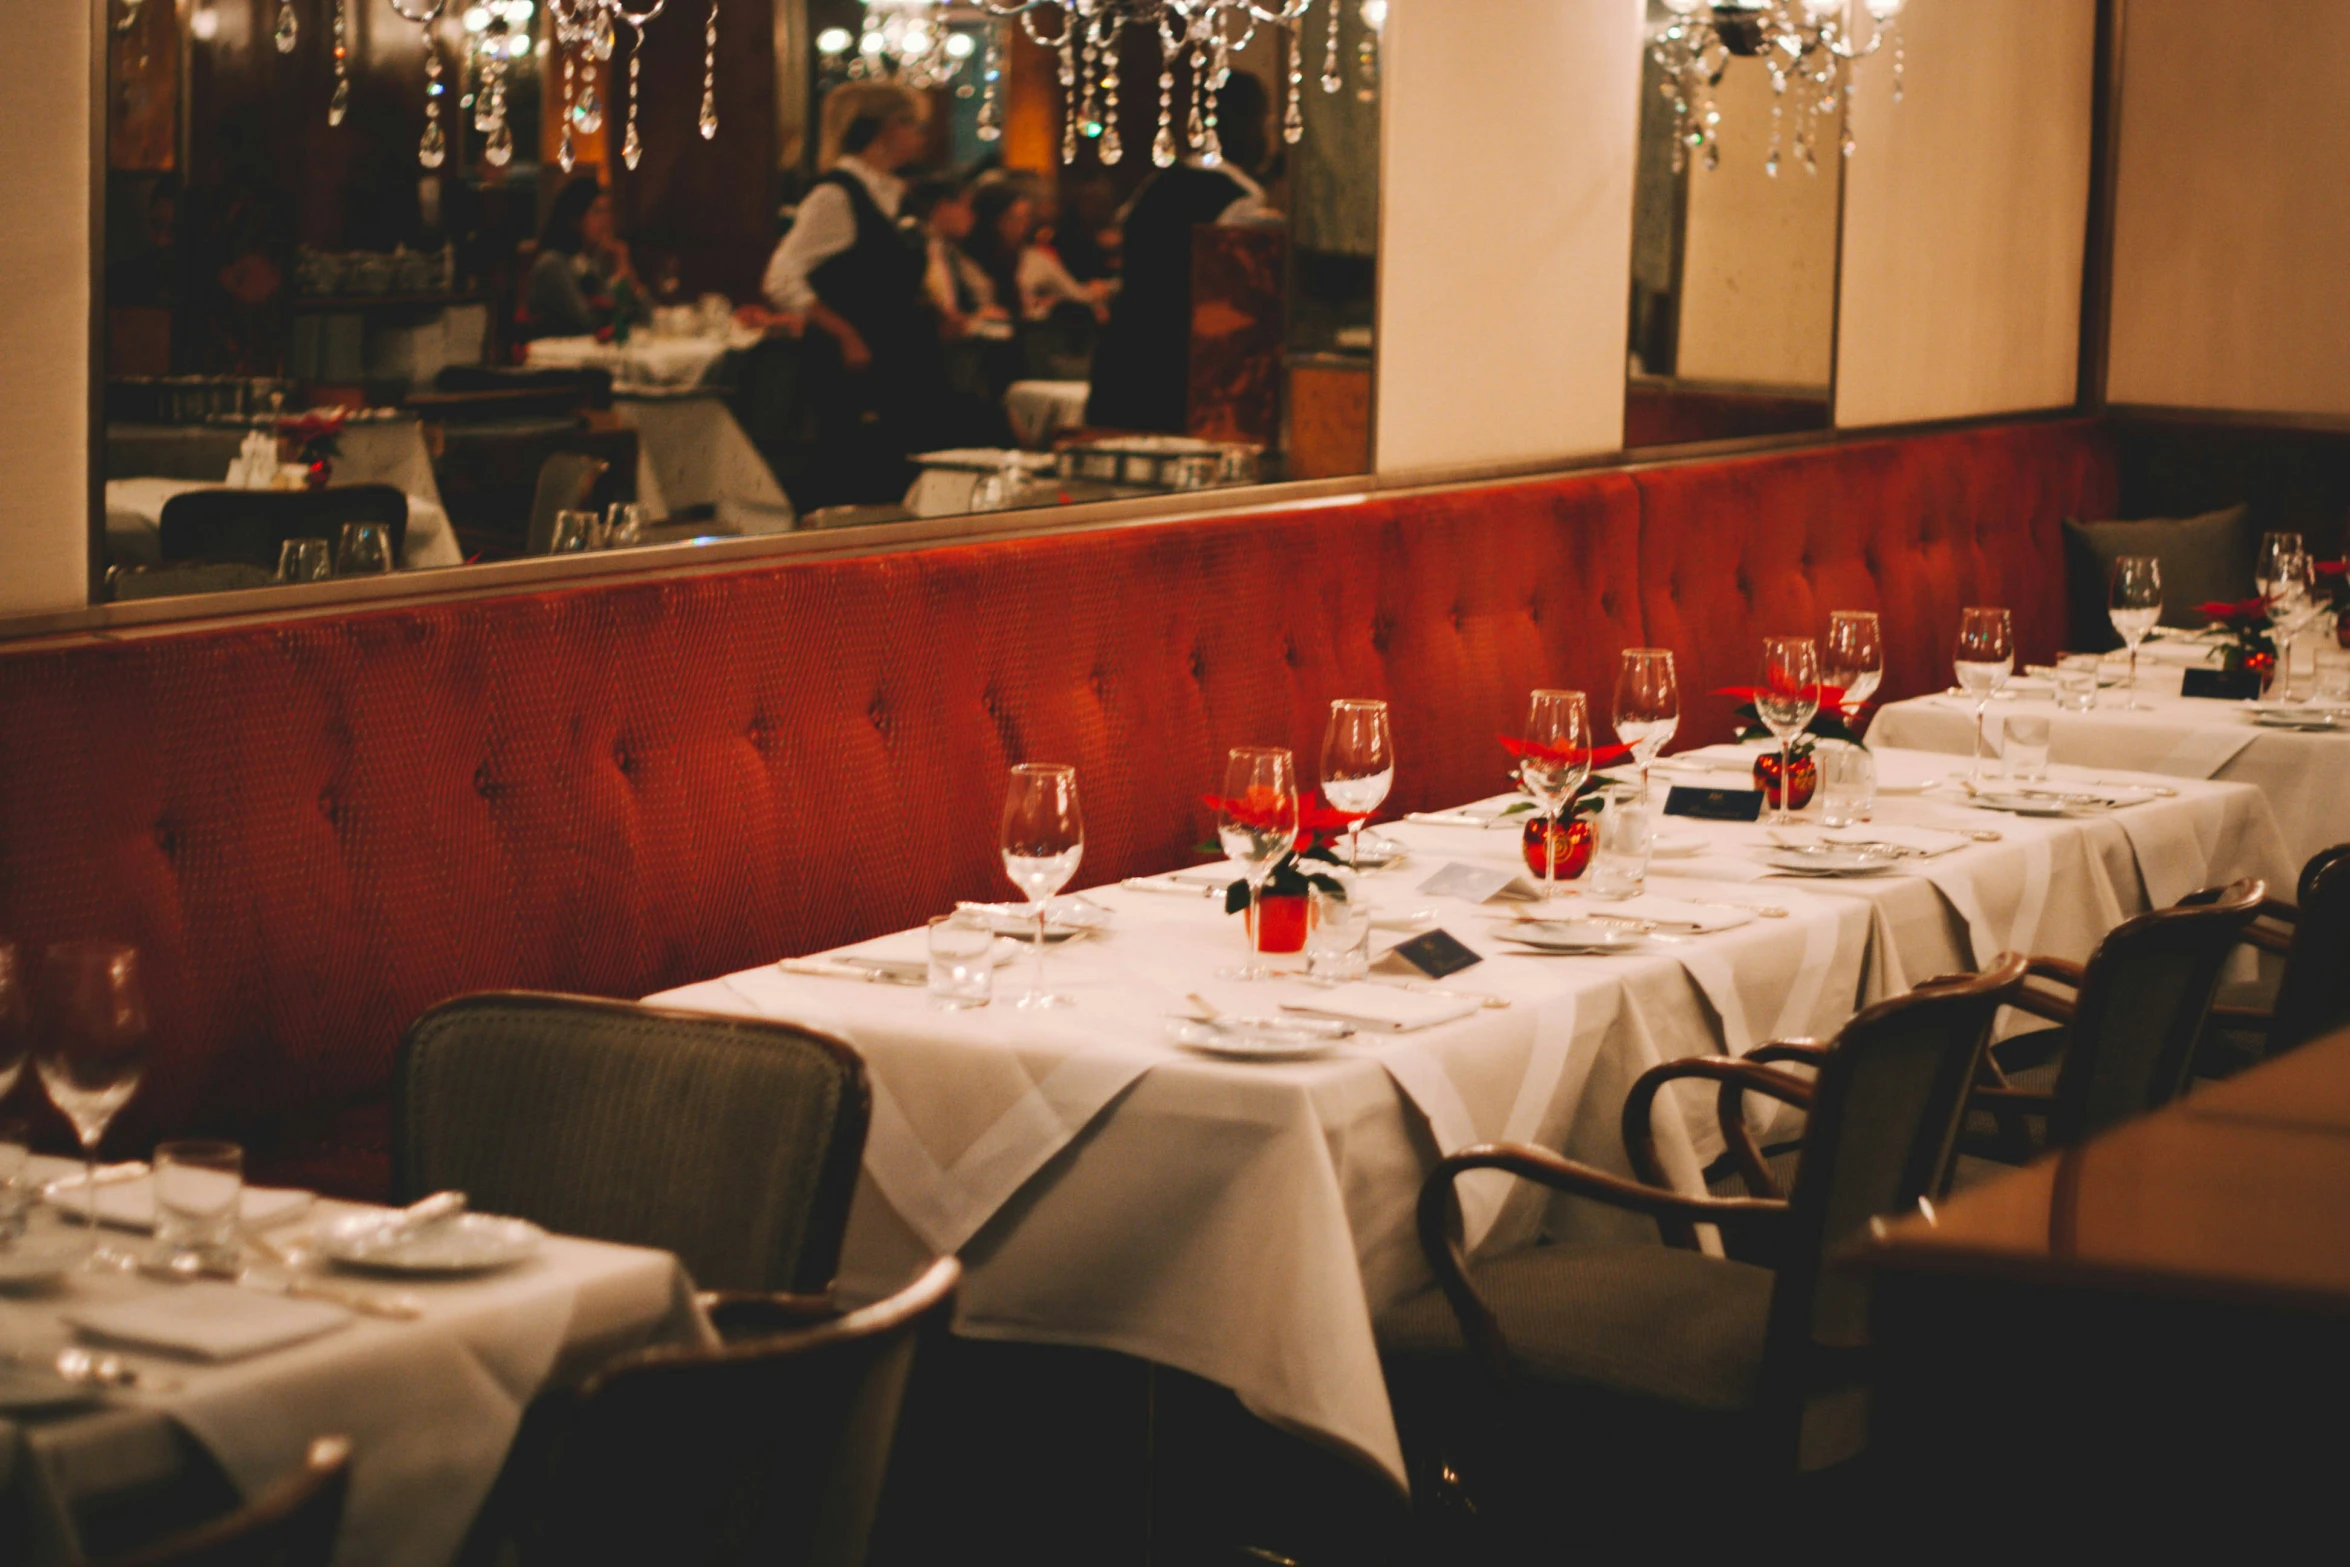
[2062,504,2253,651]
[1377,1242,1775,1415]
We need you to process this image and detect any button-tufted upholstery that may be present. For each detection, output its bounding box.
[0,418,2115,1198]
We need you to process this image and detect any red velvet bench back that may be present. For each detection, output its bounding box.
[0,418,2115,1196]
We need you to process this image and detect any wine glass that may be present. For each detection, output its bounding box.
[2265,552,2317,698]
[1217,748,1300,981]
[1000,765,1085,1009]
[1612,650,1679,801]
[2255,532,2305,605]
[1517,691,1592,903]
[335,523,395,575]
[1954,607,2016,781]
[37,942,149,1265]
[2108,556,2163,709]
[1822,612,1883,724]
[1320,700,1394,874]
[1756,638,1821,826]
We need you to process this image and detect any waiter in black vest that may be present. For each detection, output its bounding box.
[761,82,943,506]
[1087,71,1277,433]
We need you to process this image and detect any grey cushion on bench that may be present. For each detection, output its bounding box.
[2062,502,2253,651]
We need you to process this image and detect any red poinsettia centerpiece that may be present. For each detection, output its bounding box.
[2194,598,2278,671]
[1198,791,1359,913]
[277,410,347,490]
[1494,736,1637,880]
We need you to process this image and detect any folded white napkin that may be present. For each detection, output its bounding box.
[1664,744,1771,775]
[67,1282,351,1362]
[1278,984,1479,1033]
[1566,893,1754,933]
[1401,794,1529,829]
[46,1178,314,1234]
[1870,751,1956,792]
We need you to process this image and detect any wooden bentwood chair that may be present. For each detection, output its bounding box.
[1964,880,2264,1168]
[93,1435,351,1567]
[2207,846,2350,1065]
[394,994,870,1297]
[1377,956,2028,1551]
[516,1257,961,1567]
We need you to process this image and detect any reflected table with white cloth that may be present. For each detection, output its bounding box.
[524,328,760,392]
[611,390,795,533]
[103,480,464,571]
[106,418,445,514]
[0,1160,710,1567]
[1870,656,2350,869]
[650,747,2286,1490]
[1003,380,1091,451]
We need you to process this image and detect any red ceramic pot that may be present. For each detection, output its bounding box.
[1753,750,1819,812]
[1520,815,1595,881]
[1247,894,1313,955]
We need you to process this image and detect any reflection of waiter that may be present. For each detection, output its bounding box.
[761,82,939,505]
[1087,72,1276,433]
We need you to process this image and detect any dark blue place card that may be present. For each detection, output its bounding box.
[1662,784,1765,822]
[1374,929,1484,980]
[2180,667,2262,701]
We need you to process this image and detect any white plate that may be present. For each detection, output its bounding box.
[1762,846,1904,876]
[318,1212,545,1276]
[0,1234,89,1291]
[955,898,1115,941]
[1167,1019,1343,1062]
[0,1363,103,1412]
[1342,831,1410,871]
[1650,834,1707,859]
[2249,710,2344,732]
[1492,920,1647,954]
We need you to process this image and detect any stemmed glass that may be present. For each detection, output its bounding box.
[1756,638,1821,826]
[1517,691,1592,903]
[2108,556,2163,709]
[37,942,149,1265]
[2255,532,2305,605]
[1320,700,1394,874]
[1216,748,1300,981]
[1822,612,1883,724]
[1000,765,1085,1010]
[1612,650,1679,801]
[1954,607,2016,781]
[2264,551,2316,697]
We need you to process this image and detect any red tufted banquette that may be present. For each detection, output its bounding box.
[0,418,2116,1197]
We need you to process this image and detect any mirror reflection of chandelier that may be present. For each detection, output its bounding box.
[1651,0,1906,177]
[830,1,1380,170]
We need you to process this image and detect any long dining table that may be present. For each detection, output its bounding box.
[652,745,2291,1489]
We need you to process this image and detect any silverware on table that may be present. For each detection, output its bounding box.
[777,958,927,986]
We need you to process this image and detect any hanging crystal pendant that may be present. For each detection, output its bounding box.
[622,48,643,170]
[420,46,446,168]
[274,1,299,54]
[575,78,604,134]
[1283,30,1304,144]
[593,14,616,62]
[330,77,350,126]
[1098,25,1122,165]
[699,0,719,140]
[1152,58,1177,168]
[559,119,576,172]
[976,24,1002,142]
[1320,0,1342,94]
[485,116,514,167]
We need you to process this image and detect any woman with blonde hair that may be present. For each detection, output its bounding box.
[759,80,940,503]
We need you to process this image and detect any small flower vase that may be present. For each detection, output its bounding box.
[303,459,333,491]
[1247,893,1313,955]
[1753,748,1819,812]
[1520,815,1595,881]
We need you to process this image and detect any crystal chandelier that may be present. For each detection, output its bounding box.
[1651,0,1906,177]
[830,2,982,91]
[929,1,1378,169]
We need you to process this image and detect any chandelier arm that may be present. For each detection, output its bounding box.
[384,0,446,25]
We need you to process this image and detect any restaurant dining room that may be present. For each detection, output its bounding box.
[4,0,2350,1561]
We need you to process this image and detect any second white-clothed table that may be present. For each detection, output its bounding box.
[651,748,2288,1490]
[610,391,796,532]
[102,479,464,571]
[1870,657,2350,870]
[1,1160,711,1567]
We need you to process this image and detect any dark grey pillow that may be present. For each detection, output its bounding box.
[2062,503,2254,652]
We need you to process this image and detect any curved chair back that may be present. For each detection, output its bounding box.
[2053,879,2265,1144]
[526,453,612,554]
[1766,955,2029,1375]
[394,993,870,1294]
[97,1436,351,1567]
[157,486,409,568]
[2272,848,2350,1055]
[528,1257,960,1567]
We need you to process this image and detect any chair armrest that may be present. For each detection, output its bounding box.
[2257,897,2300,924]
[2023,956,2087,989]
[1745,1040,1829,1069]
[2242,924,2295,957]
[1415,1143,1789,1383]
[1621,1055,1815,1218]
[696,1290,840,1340]
[2009,985,2078,1026]
[1969,1086,2059,1117]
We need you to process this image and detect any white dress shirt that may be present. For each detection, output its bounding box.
[761,156,907,315]
[1182,155,1279,226]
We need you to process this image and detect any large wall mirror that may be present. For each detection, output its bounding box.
[1626,0,1844,450]
[95,0,1382,604]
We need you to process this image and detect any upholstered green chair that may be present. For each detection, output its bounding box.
[518,1257,960,1567]
[394,993,869,1296]
[1377,957,2026,1552]
[1966,879,2264,1168]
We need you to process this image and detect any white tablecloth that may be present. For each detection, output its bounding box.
[611,393,795,533]
[1,1165,710,1567]
[1004,380,1091,450]
[104,480,464,571]
[650,750,2287,1489]
[525,329,759,391]
[1871,663,2350,871]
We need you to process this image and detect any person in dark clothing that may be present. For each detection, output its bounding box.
[1086,71,1277,433]
[521,175,644,341]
